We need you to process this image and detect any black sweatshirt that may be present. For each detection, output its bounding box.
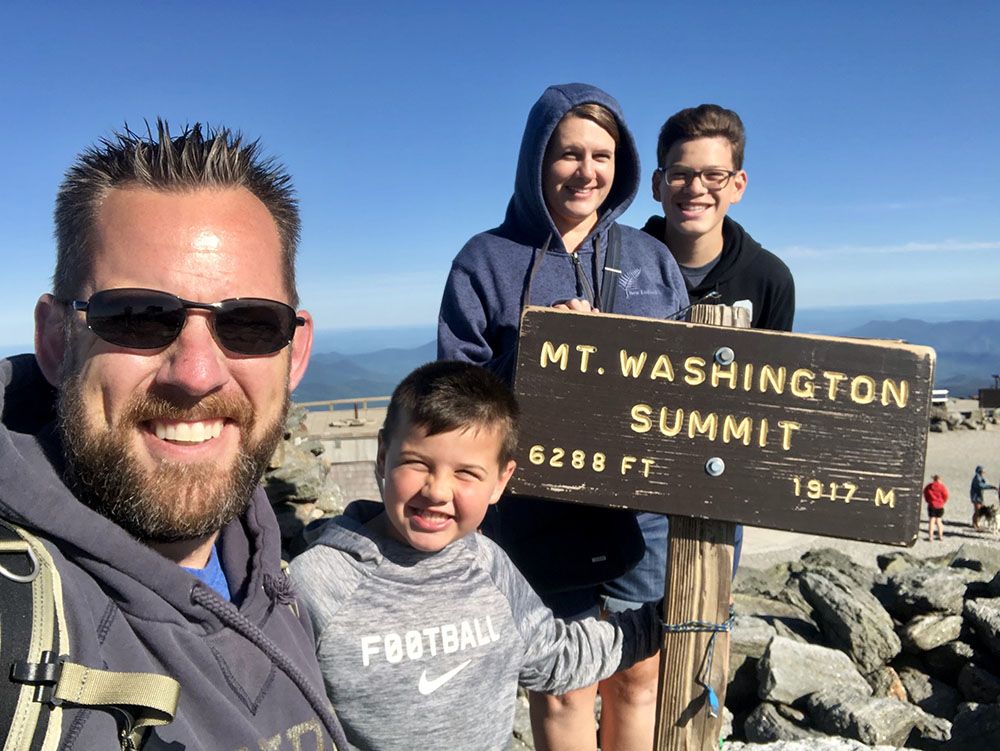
[641,215,795,331]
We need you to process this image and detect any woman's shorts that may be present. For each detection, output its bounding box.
[538,512,666,620]
[539,515,746,620]
[927,507,944,518]
[600,512,669,606]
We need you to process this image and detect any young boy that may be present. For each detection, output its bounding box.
[289,361,661,751]
[642,104,795,331]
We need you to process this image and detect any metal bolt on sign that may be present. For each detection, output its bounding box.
[704,457,726,477]
[713,347,735,366]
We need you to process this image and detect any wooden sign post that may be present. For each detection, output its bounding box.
[509,305,936,750]
[655,303,745,751]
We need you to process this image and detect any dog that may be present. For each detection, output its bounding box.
[974,504,1000,535]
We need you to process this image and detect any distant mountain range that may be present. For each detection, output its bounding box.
[294,341,436,402]
[794,299,1000,335]
[838,319,999,397]
[293,311,1000,402]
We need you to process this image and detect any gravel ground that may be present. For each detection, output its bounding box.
[739,425,1000,571]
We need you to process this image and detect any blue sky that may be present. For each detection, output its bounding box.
[1,1,998,352]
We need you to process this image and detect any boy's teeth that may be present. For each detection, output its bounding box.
[417,509,449,521]
[153,420,224,443]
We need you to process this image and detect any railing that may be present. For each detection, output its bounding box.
[296,396,391,423]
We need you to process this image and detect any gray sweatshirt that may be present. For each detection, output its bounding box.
[290,501,661,750]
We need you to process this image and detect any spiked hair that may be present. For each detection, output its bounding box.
[53,120,300,304]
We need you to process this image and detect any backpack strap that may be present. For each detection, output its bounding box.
[1,519,61,750]
[1,522,180,750]
[599,223,622,313]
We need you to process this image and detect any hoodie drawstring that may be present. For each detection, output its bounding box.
[190,585,349,751]
[522,233,552,311]
[569,245,597,307]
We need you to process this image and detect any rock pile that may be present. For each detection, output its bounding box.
[728,544,1000,750]
[929,405,986,432]
[264,404,348,557]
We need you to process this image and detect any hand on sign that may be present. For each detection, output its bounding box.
[552,298,599,313]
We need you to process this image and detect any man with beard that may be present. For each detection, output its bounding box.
[0,122,348,750]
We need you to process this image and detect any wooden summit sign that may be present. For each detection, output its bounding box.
[509,306,936,546]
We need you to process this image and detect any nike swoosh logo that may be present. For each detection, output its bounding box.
[418,659,472,695]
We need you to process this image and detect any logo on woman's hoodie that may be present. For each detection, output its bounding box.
[618,268,657,297]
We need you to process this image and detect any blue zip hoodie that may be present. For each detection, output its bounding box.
[438,82,688,382]
[437,84,688,602]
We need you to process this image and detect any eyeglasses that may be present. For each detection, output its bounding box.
[67,288,305,355]
[658,167,739,191]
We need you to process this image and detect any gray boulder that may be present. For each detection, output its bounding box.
[771,616,821,644]
[944,703,1000,750]
[796,548,878,591]
[877,551,922,576]
[735,563,815,612]
[758,636,872,705]
[867,665,906,700]
[799,569,901,673]
[807,689,928,747]
[900,614,964,653]
[956,662,1000,703]
[949,543,1000,577]
[729,616,778,711]
[924,640,975,683]
[898,666,961,719]
[743,702,820,743]
[723,742,920,750]
[963,597,1000,657]
[731,615,778,659]
[907,712,953,748]
[735,563,795,600]
[265,439,341,508]
[721,706,734,742]
[733,594,821,643]
[878,567,969,619]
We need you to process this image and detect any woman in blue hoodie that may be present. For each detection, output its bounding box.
[438,83,687,751]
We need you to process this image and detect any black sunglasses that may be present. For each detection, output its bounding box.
[67,288,305,356]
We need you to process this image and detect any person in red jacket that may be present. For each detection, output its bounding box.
[923,474,949,541]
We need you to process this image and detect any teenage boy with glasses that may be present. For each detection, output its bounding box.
[641,104,795,332]
[0,122,348,750]
[617,105,794,749]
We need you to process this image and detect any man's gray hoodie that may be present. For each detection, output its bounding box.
[290,501,661,751]
[0,355,347,750]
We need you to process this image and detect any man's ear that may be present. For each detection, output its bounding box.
[652,170,664,203]
[287,309,313,392]
[489,459,517,505]
[34,294,67,387]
